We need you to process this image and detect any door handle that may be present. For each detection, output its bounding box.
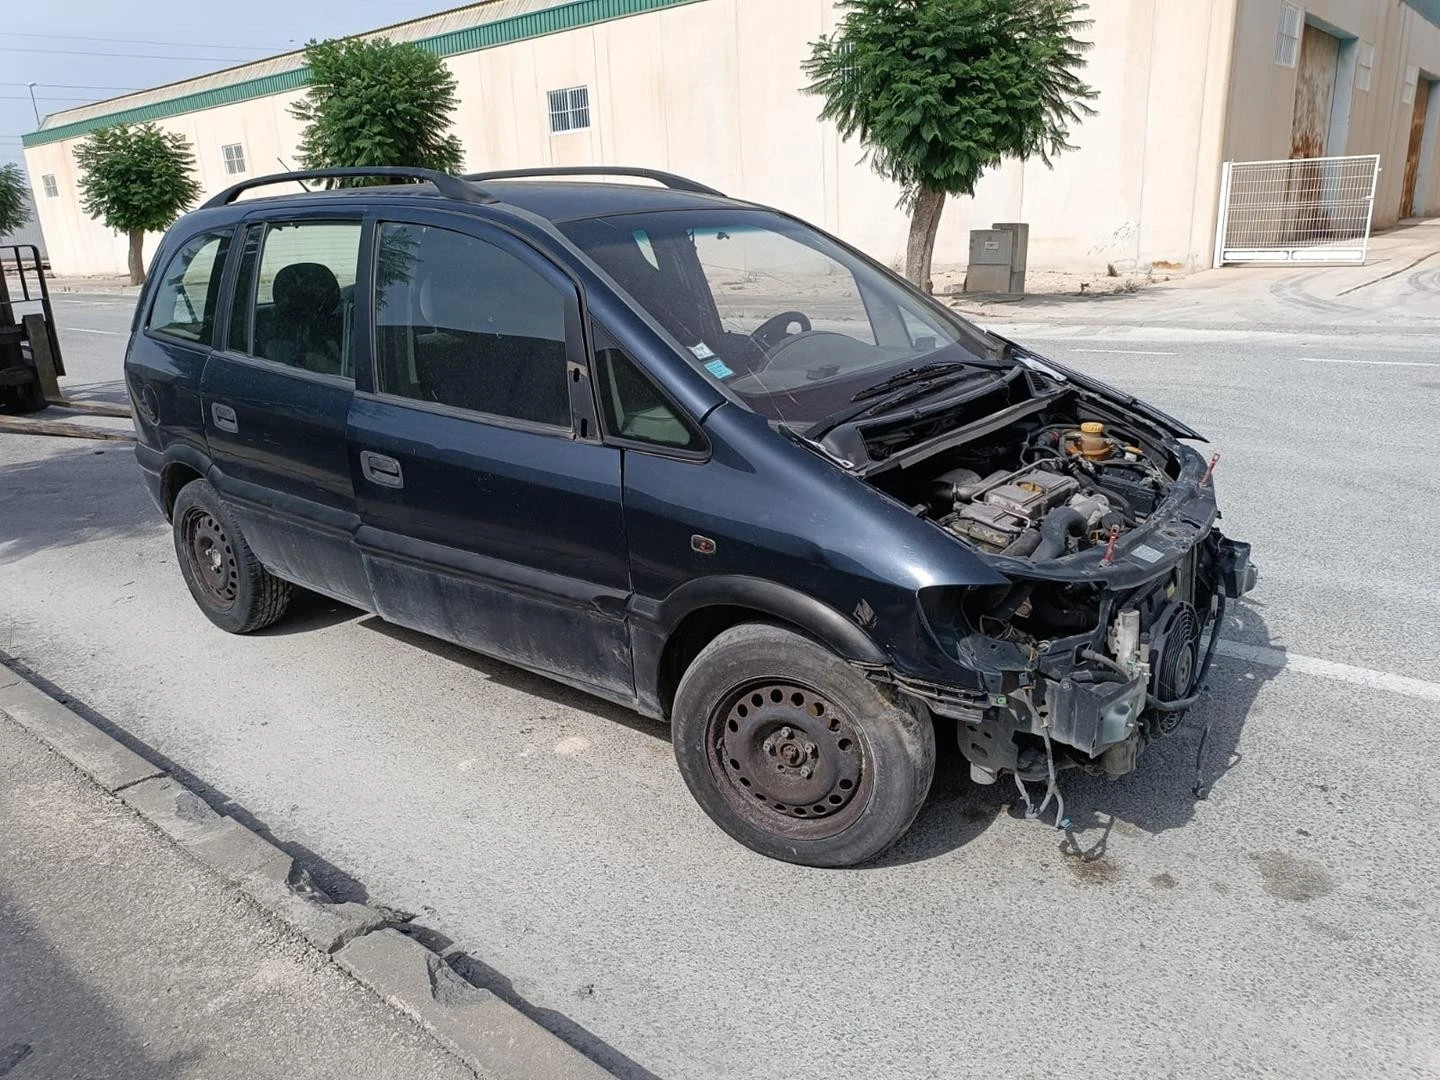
[211,402,238,433]
[360,450,404,489]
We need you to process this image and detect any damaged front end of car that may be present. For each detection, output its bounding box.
[842,350,1258,806]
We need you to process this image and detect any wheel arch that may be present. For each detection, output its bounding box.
[638,576,887,720]
[157,445,214,520]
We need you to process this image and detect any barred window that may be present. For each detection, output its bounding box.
[41,174,59,198]
[1275,3,1302,67]
[547,86,591,134]
[221,143,247,176]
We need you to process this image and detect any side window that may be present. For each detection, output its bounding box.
[226,225,263,354]
[593,328,704,452]
[374,222,572,428]
[146,231,231,345]
[230,221,361,377]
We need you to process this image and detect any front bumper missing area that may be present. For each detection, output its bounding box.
[884,534,1258,785]
[883,656,1151,784]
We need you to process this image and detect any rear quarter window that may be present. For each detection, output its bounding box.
[146,231,232,345]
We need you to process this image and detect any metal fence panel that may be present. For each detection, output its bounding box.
[1213,155,1381,266]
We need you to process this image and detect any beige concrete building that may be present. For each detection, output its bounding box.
[21,0,1440,278]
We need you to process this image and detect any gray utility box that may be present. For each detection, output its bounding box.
[965,222,1029,296]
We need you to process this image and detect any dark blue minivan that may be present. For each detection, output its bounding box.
[124,166,1254,866]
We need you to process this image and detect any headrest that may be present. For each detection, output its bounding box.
[273,262,339,318]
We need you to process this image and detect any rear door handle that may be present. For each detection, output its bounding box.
[360,450,404,489]
[211,402,238,433]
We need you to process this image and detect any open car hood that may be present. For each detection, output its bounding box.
[990,334,1206,443]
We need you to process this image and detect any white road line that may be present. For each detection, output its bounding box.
[1299,357,1439,368]
[1216,640,1440,703]
[65,327,125,336]
[1069,348,1177,356]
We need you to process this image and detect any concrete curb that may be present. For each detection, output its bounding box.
[0,668,615,1079]
[338,930,611,1080]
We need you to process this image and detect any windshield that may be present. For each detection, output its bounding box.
[560,209,995,427]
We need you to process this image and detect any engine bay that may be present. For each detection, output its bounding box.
[875,410,1180,565]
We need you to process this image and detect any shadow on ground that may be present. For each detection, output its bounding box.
[400,921,664,1080]
[361,616,670,743]
[0,441,157,563]
[58,378,130,406]
[872,599,1277,868]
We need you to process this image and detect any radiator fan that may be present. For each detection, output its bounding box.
[1148,601,1200,732]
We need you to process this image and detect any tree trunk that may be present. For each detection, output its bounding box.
[127,229,146,286]
[904,185,947,294]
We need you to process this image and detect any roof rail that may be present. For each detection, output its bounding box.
[462,166,724,197]
[201,167,497,209]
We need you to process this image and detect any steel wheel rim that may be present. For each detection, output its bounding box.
[707,679,870,840]
[182,507,238,610]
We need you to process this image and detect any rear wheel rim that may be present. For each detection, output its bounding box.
[706,679,870,840]
[181,507,238,610]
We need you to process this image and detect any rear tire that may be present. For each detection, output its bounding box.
[672,623,935,867]
[172,479,290,633]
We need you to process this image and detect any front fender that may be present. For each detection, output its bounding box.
[629,575,892,719]
[639,574,887,664]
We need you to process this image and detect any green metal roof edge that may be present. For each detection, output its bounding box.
[23,0,703,149]
[1403,0,1440,28]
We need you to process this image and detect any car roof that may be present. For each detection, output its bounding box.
[479,180,741,222]
[198,176,750,228]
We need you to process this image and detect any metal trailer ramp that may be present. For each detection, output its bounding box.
[1213,154,1381,266]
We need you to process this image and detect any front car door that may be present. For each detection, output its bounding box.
[199,213,372,608]
[349,209,633,699]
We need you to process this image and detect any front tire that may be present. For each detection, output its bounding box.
[172,479,290,634]
[672,623,935,867]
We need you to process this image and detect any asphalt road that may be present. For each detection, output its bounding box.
[1,292,1437,1079]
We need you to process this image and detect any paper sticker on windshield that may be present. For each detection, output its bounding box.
[704,358,735,380]
[1131,544,1163,564]
[690,342,717,360]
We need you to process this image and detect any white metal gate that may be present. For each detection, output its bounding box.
[1212,154,1381,266]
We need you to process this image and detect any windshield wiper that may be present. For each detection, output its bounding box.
[849,360,976,402]
[806,370,974,443]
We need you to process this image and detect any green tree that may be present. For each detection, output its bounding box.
[291,36,464,181]
[804,0,1097,291]
[0,163,31,238]
[74,124,201,284]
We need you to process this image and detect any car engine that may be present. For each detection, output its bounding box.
[928,421,1169,562]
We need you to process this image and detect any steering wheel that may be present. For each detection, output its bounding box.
[750,310,812,352]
